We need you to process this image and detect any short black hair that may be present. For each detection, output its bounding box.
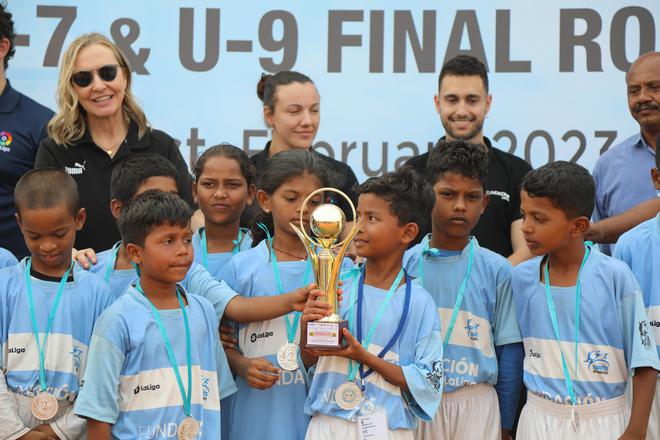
[15,168,80,216]
[356,167,434,235]
[118,190,192,247]
[194,144,255,186]
[0,3,15,70]
[439,55,489,93]
[426,140,489,189]
[110,153,179,203]
[521,161,595,219]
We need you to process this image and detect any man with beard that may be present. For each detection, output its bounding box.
[406,55,533,265]
[592,52,660,255]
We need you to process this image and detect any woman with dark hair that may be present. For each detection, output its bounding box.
[34,33,194,251]
[243,71,359,226]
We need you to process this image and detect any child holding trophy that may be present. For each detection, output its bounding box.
[302,167,443,440]
[222,149,351,440]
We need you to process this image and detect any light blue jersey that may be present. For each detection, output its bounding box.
[0,247,18,268]
[614,213,660,361]
[91,242,238,319]
[305,269,443,431]
[512,246,660,405]
[74,286,236,440]
[404,236,521,393]
[192,227,252,282]
[0,259,113,437]
[223,239,328,440]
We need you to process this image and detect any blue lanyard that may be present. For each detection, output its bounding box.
[257,223,311,344]
[104,242,121,282]
[543,243,591,406]
[440,238,475,349]
[200,227,248,270]
[346,267,410,382]
[136,284,193,417]
[24,258,73,392]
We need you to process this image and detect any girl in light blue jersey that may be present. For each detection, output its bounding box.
[223,149,341,440]
[192,144,255,282]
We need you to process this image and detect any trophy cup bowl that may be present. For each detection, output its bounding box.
[289,188,360,350]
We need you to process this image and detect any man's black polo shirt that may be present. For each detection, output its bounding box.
[242,142,360,226]
[405,137,532,258]
[34,122,194,251]
[0,81,54,259]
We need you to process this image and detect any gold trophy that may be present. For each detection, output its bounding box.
[290,187,359,350]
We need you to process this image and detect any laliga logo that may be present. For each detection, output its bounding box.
[133,384,161,394]
[250,331,273,343]
[464,319,480,341]
[584,349,609,375]
[8,347,26,354]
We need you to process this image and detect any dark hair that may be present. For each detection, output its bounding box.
[15,168,80,216]
[439,55,488,93]
[194,144,255,186]
[251,149,331,245]
[257,71,314,112]
[521,161,595,219]
[426,139,489,189]
[0,3,15,70]
[356,167,434,237]
[118,190,193,247]
[110,153,179,204]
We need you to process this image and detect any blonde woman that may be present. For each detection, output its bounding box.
[35,33,194,251]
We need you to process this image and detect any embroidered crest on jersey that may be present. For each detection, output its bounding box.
[71,345,83,373]
[0,131,12,152]
[639,320,653,350]
[464,318,480,341]
[584,349,609,375]
[426,360,443,392]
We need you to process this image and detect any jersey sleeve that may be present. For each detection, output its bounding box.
[492,262,522,346]
[400,298,443,422]
[74,309,128,424]
[183,263,239,321]
[618,273,660,372]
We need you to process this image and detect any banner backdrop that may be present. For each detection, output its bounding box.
[10,1,660,181]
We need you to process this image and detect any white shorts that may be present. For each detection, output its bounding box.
[516,392,628,440]
[415,383,500,440]
[306,414,413,440]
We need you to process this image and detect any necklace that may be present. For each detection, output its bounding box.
[272,245,307,261]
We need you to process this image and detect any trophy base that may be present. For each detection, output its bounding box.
[305,320,348,350]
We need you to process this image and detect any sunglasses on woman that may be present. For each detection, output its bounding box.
[71,64,120,87]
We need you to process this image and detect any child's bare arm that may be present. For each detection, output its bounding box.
[621,367,657,439]
[86,419,112,440]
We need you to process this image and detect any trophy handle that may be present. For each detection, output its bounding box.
[289,222,319,283]
[327,222,361,295]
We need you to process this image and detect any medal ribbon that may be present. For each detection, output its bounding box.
[258,223,311,344]
[438,238,475,349]
[543,242,591,408]
[200,227,248,269]
[104,242,121,282]
[136,284,193,417]
[346,266,410,383]
[24,258,73,393]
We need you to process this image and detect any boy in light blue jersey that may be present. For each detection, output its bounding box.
[613,150,660,439]
[514,161,660,439]
[0,169,113,439]
[0,247,18,268]
[302,168,443,440]
[75,154,313,323]
[403,140,523,440]
[75,191,235,439]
